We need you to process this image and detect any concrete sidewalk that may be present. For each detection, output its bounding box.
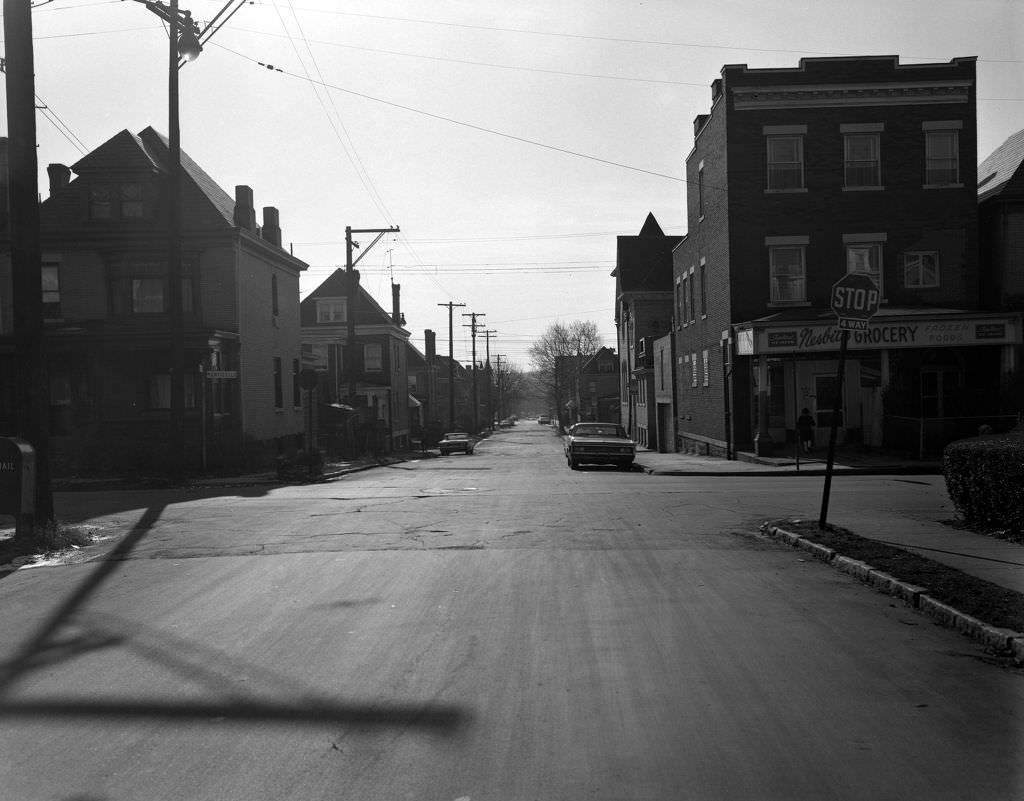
[634,447,1024,597]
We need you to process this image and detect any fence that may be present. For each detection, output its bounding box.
[884,413,1022,460]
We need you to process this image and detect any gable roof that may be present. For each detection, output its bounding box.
[978,128,1024,203]
[300,267,397,326]
[68,126,236,227]
[613,213,683,293]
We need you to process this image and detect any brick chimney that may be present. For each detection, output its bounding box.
[262,206,281,247]
[392,283,404,325]
[47,163,71,197]
[425,329,436,364]
[233,185,256,231]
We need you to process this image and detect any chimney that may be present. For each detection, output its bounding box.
[262,206,281,247]
[47,163,71,197]
[711,78,723,103]
[425,329,436,363]
[694,114,710,137]
[233,185,256,231]
[391,283,403,325]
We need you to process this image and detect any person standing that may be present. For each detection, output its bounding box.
[797,408,816,454]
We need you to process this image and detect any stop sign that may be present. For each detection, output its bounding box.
[831,273,880,328]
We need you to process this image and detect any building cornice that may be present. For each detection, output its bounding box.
[732,80,972,111]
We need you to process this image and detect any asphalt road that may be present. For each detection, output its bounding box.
[0,425,1021,800]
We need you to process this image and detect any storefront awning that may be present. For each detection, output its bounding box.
[734,307,1022,356]
[408,394,422,408]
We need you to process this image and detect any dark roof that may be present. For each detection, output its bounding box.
[300,268,397,326]
[614,213,683,293]
[978,128,1024,203]
[67,126,235,228]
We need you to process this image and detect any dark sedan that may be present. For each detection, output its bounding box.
[564,422,635,470]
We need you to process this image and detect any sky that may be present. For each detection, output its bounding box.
[5,0,1024,367]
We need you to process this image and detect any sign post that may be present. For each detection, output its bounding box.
[819,273,880,529]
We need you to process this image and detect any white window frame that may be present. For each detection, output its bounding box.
[844,233,887,297]
[702,350,710,387]
[923,122,962,187]
[903,251,940,289]
[768,244,806,304]
[691,352,698,388]
[766,133,805,191]
[843,133,881,189]
[316,299,347,323]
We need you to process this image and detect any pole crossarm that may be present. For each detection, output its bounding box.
[350,227,399,268]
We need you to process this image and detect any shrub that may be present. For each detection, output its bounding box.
[944,428,1024,536]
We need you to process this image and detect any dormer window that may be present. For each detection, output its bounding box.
[91,182,144,219]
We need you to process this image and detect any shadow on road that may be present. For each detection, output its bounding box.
[0,500,472,735]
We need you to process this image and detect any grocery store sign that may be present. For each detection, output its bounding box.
[736,316,1019,355]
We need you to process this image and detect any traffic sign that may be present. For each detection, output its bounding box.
[831,272,880,330]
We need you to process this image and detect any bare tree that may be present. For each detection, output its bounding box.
[528,321,602,428]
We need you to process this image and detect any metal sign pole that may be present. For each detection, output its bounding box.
[818,328,849,529]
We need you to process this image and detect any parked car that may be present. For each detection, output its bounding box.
[564,422,635,470]
[538,416,550,425]
[439,432,475,456]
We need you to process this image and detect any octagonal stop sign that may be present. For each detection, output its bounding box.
[831,272,880,330]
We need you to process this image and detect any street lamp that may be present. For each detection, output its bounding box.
[134,0,201,478]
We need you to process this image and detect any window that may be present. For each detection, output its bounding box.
[769,246,806,303]
[292,358,301,407]
[42,256,61,319]
[697,162,705,218]
[147,373,197,409]
[691,352,698,388]
[273,357,283,409]
[904,252,940,288]
[681,275,690,325]
[845,238,885,295]
[767,135,804,190]
[364,343,382,371]
[90,182,144,219]
[272,275,279,317]
[688,268,696,323]
[925,128,960,185]
[316,299,346,323]
[844,133,881,187]
[675,278,683,329]
[132,278,165,314]
[699,259,707,316]
[702,350,710,387]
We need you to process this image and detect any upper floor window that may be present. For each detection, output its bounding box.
[699,259,707,316]
[42,255,61,320]
[844,133,881,188]
[316,299,346,323]
[273,357,283,409]
[91,182,144,219]
[364,343,382,372]
[924,123,961,186]
[111,275,194,316]
[697,161,705,218]
[766,134,804,190]
[769,245,806,303]
[845,235,886,296]
[904,252,940,289]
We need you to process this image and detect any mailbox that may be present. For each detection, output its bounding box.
[0,437,35,517]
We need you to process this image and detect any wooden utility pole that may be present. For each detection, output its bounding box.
[462,312,484,435]
[4,0,54,531]
[483,329,496,429]
[437,301,465,429]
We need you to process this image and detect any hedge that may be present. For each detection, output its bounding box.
[944,428,1024,536]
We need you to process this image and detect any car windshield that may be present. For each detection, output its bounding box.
[443,433,468,440]
[572,425,626,438]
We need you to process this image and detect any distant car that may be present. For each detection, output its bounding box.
[564,422,635,470]
[439,432,475,456]
[538,416,550,425]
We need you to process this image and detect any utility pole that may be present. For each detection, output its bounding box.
[437,301,464,429]
[345,225,399,401]
[494,354,507,426]
[4,0,54,532]
[462,312,484,435]
[483,329,496,430]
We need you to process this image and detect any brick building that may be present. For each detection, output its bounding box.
[613,213,682,448]
[673,55,1021,459]
[0,127,307,475]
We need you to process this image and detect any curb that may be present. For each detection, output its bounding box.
[764,524,1024,664]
